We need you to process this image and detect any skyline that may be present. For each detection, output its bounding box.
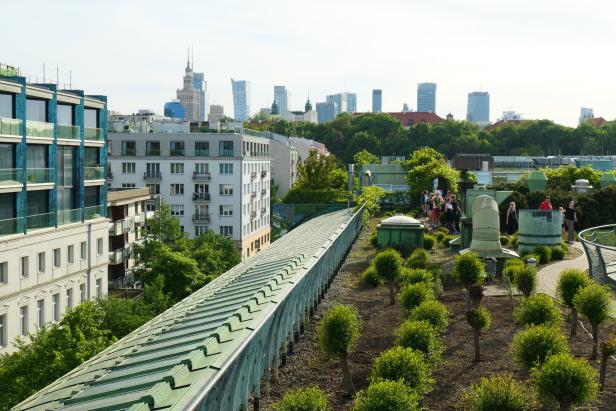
[3,0,616,127]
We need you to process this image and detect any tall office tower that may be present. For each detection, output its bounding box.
[402,103,410,113]
[325,92,356,116]
[316,102,338,124]
[208,104,225,123]
[177,54,202,122]
[466,91,490,125]
[231,79,251,122]
[417,83,437,113]
[346,93,357,113]
[0,75,109,353]
[372,89,382,113]
[273,86,289,117]
[193,72,207,121]
[579,107,594,125]
[164,100,186,120]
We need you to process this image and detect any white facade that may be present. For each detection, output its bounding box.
[0,219,109,353]
[107,132,271,260]
[269,133,299,197]
[208,104,225,123]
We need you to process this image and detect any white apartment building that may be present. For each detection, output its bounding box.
[268,133,299,197]
[107,132,271,259]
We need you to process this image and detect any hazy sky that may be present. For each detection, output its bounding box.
[4,0,616,126]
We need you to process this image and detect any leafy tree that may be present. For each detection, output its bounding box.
[352,379,418,411]
[373,249,403,305]
[395,320,444,365]
[409,300,450,333]
[317,304,361,394]
[400,282,434,311]
[272,386,331,411]
[95,297,153,339]
[510,324,569,370]
[353,149,379,165]
[141,274,171,315]
[400,267,432,284]
[531,353,599,411]
[187,230,241,279]
[599,338,616,391]
[356,186,385,226]
[573,284,612,360]
[514,294,563,327]
[360,265,382,288]
[370,346,434,395]
[404,249,429,269]
[296,150,339,190]
[406,147,460,201]
[461,373,533,411]
[147,203,185,246]
[513,266,537,298]
[556,268,591,336]
[453,252,486,308]
[466,307,491,362]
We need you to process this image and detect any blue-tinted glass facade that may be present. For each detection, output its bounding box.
[466,92,490,124]
[417,83,436,113]
[164,100,185,120]
[372,89,382,113]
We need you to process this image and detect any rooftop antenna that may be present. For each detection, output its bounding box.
[43,63,45,83]
[187,47,190,68]
[56,66,59,85]
[191,45,194,69]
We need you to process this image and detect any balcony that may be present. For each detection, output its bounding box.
[192,192,211,202]
[84,127,104,141]
[121,148,136,156]
[27,212,53,230]
[109,249,123,265]
[192,172,211,181]
[26,168,53,184]
[192,213,211,223]
[170,149,185,157]
[261,207,267,214]
[0,168,23,185]
[250,211,257,219]
[57,124,80,140]
[84,166,104,180]
[0,117,22,137]
[146,149,161,156]
[250,191,257,198]
[26,120,54,138]
[109,218,132,236]
[220,150,234,157]
[250,172,257,180]
[143,172,162,181]
[261,170,268,178]
[84,205,105,220]
[57,208,82,226]
[0,217,22,236]
[195,149,209,157]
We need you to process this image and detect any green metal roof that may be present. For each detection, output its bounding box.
[15,208,360,411]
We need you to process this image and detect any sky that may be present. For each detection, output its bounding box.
[3,0,616,127]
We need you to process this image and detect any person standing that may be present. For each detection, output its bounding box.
[539,196,553,210]
[505,202,518,235]
[564,201,577,244]
[451,195,461,233]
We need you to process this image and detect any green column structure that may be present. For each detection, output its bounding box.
[527,171,548,192]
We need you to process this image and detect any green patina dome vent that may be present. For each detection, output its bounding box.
[377,214,424,253]
[380,214,422,226]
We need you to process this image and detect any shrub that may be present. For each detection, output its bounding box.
[514,294,563,327]
[453,252,486,289]
[395,320,444,364]
[435,232,446,243]
[400,283,434,310]
[317,305,361,394]
[435,226,449,234]
[369,231,378,248]
[503,259,525,282]
[352,380,418,411]
[510,324,569,370]
[272,386,331,411]
[466,307,492,362]
[462,373,532,411]
[500,235,510,246]
[373,249,403,305]
[443,235,454,246]
[560,241,569,252]
[405,249,429,269]
[513,266,537,297]
[371,347,434,395]
[360,265,382,288]
[410,300,450,332]
[600,338,616,390]
[400,268,432,285]
[550,246,565,260]
[531,353,599,410]
[533,246,552,264]
[556,268,590,336]
[574,284,613,360]
[510,233,519,246]
[423,235,435,251]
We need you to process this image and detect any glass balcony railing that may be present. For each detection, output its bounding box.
[57,208,83,225]
[84,205,105,220]
[27,212,53,230]
[146,149,161,156]
[26,168,53,184]
[57,124,80,140]
[195,149,209,157]
[84,127,104,141]
[26,120,54,138]
[84,166,104,180]
[170,149,185,156]
[122,148,136,156]
[0,168,23,184]
[0,217,22,235]
[220,150,234,157]
[0,117,22,137]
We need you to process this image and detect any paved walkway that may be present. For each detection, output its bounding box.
[537,242,588,298]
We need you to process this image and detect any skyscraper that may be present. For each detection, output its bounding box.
[193,72,207,121]
[231,79,251,121]
[316,102,337,124]
[325,92,356,116]
[579,107,594,125]
[466,92,490,125]
[417,83,436,113]
[273,86,289,117]
[372,89,382,113]
[176,53,203,122]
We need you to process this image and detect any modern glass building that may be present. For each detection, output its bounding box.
[417,82,436,113]
[273,86,289,117]
[372,89,382,113]
[193,72,207,121]
[231,79,251,122]
[164,100,186,120]
[316,101,337,124]
[326,92,356,115]
[466,91,490,125]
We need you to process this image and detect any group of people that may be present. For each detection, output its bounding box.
[420,190,461,233]
[505,195,578,244]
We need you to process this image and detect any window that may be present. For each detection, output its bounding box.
[195,163,209,174]
[96,279,102,298]
[0,314,5,347]
[38,252,45,273]
[97,238,103,256]
[19,306,28,336]
[219,141,234,157]
[80,241,87,260]
[57,104,73,126]
[67,245,74,264]
[170,163,184,174]
[170,205,184,216]
[122,183,136,188]
[220,226,233,236]
[0,93,14,118]
[84,108,98,128]
[52,294,60,322]
[195,226,209,236]
[219,163,233,175]
[219,184,233,196]
[0,262,6,283]
[146,183,160,194]
[121,141,136,156]
[122,162,136,174]
[80,283,86,302]
[66,288,73,309]
[26,99,47,122]
[170,141,185,156]
[53,248,61,268]
[195,141,209,156]
[170,184,184,196]
[220,205,233,216]
[146,141,160,156]
[37,299,45,327]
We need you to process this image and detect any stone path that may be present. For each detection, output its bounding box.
[537,242,588,298]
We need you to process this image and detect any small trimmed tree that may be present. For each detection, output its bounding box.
[453,252,486,309]
[557,268,591,336]
[395,319,444,365]
[461,373,532,411]
[409,300,450,333]
[352,380,418,411]
[513,266,537,298]
[514,294,562,327]
[599,338,616,391]
[373,249,403,305]
[400,282,434,311]
[573,284,612,360]
[466,307,492,362]
[272,386,332,411]
[371,346,434,395]
[531,353,599,411]
[510,324,569,370]
[400,268,432,284]
[317,305,361,394]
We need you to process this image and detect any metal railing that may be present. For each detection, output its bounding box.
[25,120,54,138]
[192,172,211,180]
[192,213,211,222]
[57,124,80,140]
[580,224,616,286]
[143,172,162,180]
[84,166,104,180]
[84,127,104,141]
[192,193,211,202]
[0,117,22,136]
